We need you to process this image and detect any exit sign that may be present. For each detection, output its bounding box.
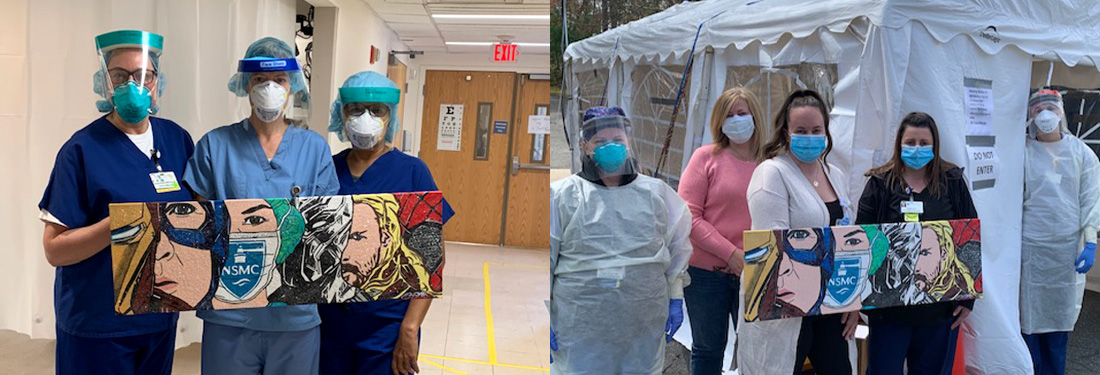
[494,43,518,61]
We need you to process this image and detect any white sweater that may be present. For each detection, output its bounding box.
[736,153,857,375]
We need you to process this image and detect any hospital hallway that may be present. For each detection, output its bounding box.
[0,243,553,375]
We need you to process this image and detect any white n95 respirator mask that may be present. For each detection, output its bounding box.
[345,114,386,150]
[250,81,289,123]
[1034,110,1061,134]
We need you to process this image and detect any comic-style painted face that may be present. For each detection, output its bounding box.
[824,226,872,309]
[743,230,780,321]
[343,201,385,289]
[916,226,945,292]
[110,203,157,313]
[219,200,281,303]
[154,202,214,308]
[778,229,824,314]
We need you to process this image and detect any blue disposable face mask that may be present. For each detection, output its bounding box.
[112,81,153,124]
[592,142,629,173]
[789,134,827,163]
[901,145,935,170]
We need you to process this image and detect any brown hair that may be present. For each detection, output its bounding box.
[761,90,832,163]
[709,87,767,162]
[866,112,958,196]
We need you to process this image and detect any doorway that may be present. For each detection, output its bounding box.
[419,71,550,248]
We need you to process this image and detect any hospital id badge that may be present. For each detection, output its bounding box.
[901,201,923,222]
[150,171,181,193]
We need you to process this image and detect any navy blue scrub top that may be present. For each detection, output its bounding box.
[323,148,454,318]
[39,116,193,338]
[332,148,455,221]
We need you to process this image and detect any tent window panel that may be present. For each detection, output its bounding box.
[576,67,610,120]
[630,63,689,189]
[724,63,838,127]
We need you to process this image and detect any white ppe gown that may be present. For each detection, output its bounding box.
[1021,134,1100,334]
[549,174,692,375]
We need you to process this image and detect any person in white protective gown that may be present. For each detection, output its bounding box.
[549,106,692,375]
[739,90,857,375]
[1020,88,1100,375]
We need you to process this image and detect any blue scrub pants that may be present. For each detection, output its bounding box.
[683,266,738,375]
[1023,332,1069,375]
[319,300,410,375]
[56,326,176,375]
[866,318,958,375]
[201,322,320,375]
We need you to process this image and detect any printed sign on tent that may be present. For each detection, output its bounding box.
[965,135,999,190]
[964,77,994,136]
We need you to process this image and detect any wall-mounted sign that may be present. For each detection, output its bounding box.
[494,43,518,62]
[437,104,463,152]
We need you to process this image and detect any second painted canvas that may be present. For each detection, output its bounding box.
[743,219,982,322]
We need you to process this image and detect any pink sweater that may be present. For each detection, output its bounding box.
[677,144,757,274]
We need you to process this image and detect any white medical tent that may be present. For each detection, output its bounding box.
[563,0,1100,373]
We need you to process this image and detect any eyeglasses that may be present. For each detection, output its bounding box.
[346,103,391,118]
[108,68,158,86]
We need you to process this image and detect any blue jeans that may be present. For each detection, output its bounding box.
[684,266,739,375]
[866,318,958,375]
[1023,332,1069,375]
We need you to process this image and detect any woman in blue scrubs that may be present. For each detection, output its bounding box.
[182,37,338,375]
[320,71,454,375]
[39,29,191,375]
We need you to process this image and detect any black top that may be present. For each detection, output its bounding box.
[825,200,843,226]
[855,167,978,326]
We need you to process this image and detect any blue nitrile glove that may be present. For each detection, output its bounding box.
[1077,242,1096,273]
[665,299,684,343]
[550,327,558,351]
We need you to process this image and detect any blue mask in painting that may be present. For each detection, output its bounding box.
[790,134,827,163]
[592,142,628,173]
[901,145,935,170]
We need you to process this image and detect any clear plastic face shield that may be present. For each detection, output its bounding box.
[1028,88,1067,137]
[338,86,400,150]
[232,56,311,128]
[577,114,637,180]
[94,30,163,125]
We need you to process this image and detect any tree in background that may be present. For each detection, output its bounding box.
[552,0,688,90]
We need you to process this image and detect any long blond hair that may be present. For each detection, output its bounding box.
[924,221,978,300]
[353,194,437,299]
[709,87,767,161]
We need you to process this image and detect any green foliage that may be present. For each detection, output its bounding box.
[552,0,690,89]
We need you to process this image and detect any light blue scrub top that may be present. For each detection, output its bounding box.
[183,118,339,331]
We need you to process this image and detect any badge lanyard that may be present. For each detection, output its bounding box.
[902,186,923,222]
[149,148,181,193]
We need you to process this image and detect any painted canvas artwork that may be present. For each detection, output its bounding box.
[743,219,982,322]
[109,191,445,315]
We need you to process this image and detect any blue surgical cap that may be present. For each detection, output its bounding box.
[328,71,402,144]
[227,37,308,97]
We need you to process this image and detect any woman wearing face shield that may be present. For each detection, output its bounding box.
[1020,88,1100,375]
[182,37,339,375]
[320,71,455,375]
[39,29,193,375]
[740,90,857,375]
[548,106,692,374]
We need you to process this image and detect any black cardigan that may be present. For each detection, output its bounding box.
[855,167,978,326]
